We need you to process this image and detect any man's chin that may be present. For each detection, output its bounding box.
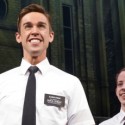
[30,51,41,57]
[121,100,125,105]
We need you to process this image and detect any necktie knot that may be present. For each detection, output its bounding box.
[28,66,38,74]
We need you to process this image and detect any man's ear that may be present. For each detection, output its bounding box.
[49,31,54,43]
[15,32,21,43]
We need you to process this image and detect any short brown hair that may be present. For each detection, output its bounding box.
[17,4,52,32]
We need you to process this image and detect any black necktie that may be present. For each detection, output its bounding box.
[22,66,38,125]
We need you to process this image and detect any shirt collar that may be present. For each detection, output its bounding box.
[37,58,51,75]
[118,108,125,124]
[20,57,51,75]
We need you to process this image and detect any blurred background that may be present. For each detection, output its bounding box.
[0,0,125,124]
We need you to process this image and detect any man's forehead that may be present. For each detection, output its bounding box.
[20,13,49,26]
[118,71,125,80]
[21,12,48,21]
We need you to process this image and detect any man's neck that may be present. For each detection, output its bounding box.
[23,56,46,65]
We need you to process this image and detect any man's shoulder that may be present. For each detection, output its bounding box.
[49,65,83,86]
[50,65,78,79]
[0,67,20,77]
[99,113,119,125]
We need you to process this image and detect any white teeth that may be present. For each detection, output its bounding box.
[30,39,40,44]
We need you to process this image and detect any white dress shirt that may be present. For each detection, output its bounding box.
[99,108,125,125]
[0,58,95,125]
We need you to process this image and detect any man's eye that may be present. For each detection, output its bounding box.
[25,25,32,29]
[38,24,46,29]
[117,83,123,86]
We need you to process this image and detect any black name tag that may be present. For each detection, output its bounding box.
[44,94,65,108]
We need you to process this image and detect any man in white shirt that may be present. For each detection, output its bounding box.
[99,68,125,125]
[0,3,95,125]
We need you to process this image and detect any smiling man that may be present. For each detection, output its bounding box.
[0,4,95,125]
[16,6,54,64]
[99,68,125,125]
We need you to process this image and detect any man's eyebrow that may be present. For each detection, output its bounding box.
[23,22,32,26]
[37,21,47,25]
[22,21,47,26]
[117,80,123,83]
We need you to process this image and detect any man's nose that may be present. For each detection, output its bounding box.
[122,82,125,89]
[31,27,40,35]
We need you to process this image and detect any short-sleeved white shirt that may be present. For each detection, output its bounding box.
[99,109,125,125]
[0,58,95,125]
